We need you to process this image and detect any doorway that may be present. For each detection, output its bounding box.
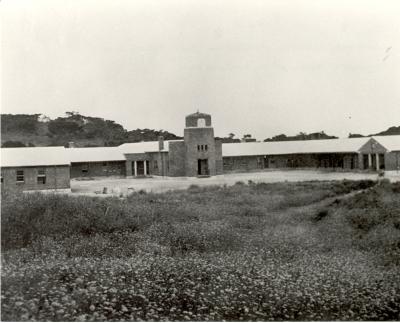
[263,156,269,168]
[197,159,209,176]
[363,154,369,169]
[379,154,385,170]
[136,161,145,176]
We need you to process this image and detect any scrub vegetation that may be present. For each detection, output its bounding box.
[2,179,400,321]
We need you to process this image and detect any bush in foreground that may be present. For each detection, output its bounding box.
[2,180,400,321]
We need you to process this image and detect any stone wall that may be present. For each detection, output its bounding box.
[168,141,186,176]
[185,113,212,127]
[146,151,169,176]
[1,165,70,193]
[223,156,262,172]
[223,153,360,173]
[70,161,125,178]
[385,151,400,170]
[215,140,223,175]
[124,153,148,176]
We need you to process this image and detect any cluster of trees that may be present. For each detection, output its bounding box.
[263,127,400,143]
[1,114,41,134]
[2,141,35,148]
[1,112,181,147]
[264,131,337,142]
[2,112,399,148]
[215,133,241,143]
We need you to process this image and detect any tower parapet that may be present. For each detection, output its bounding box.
[185,112,212,128]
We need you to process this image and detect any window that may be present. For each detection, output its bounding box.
[82,164,89,173]
[154,160,158,170]
[37,169,46,184]
[197,118,206,127]
[16,170,24,182]
[197,145,200,151]
[205,145,208,151]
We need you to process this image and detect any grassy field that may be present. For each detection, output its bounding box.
[1,179,400,321]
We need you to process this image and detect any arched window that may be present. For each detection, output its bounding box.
[197,118,206,127]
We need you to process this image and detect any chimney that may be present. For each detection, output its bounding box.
[68,141,76,148]
[158,136,164,151]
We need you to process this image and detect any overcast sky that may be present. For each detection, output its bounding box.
[2,0,400,139]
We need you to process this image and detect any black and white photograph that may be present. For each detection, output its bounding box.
[1,0,400,321]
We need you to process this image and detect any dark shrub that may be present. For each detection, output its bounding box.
[348,209,381,231]
[391,182,400,193]
[188,184,200,191]
[332,179,376,195]
[314,209,329,221]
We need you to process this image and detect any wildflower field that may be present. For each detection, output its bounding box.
[2,180,400,321]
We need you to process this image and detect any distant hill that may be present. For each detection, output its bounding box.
[369,126,400,137]
[349,126,400,138]
[1,112,182,147]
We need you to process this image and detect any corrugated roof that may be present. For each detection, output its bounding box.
[1,146,70,167]
[67,140,184,163]
[67,147,125,163]
[2,135,398,168]
[119,140,183,154]
[372,135,400,152]
[222,137,371,157]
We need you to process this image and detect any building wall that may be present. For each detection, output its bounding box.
[215,140,223,175]
[1,165,70,193]
[146,151,169,176]
[358,138,387,170]
[70,161,125,178]
[168,141,186,177]
[124,153,148,176]
[223,156,262,172]
[385,151,400,171]
[223,153,359,173]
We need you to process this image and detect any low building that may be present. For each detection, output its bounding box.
[362,136,400,171]
[1,146,71,193]
[68,147,126,178]
[1,112,400,194]
[222,136,400,172]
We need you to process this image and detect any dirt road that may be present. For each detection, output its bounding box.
[71,169,400,196]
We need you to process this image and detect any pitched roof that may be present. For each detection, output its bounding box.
[222,137,371,157]
[67,147,125,163]
[1,146,70,167]
[372,135,400,152]
[67,140,184,163]
[119,140,183,154]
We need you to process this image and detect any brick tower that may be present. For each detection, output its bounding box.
[184,111,222,177]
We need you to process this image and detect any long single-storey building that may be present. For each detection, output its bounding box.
[1,146,71,193]
[1,112,400,193]
[223,135,400,173]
